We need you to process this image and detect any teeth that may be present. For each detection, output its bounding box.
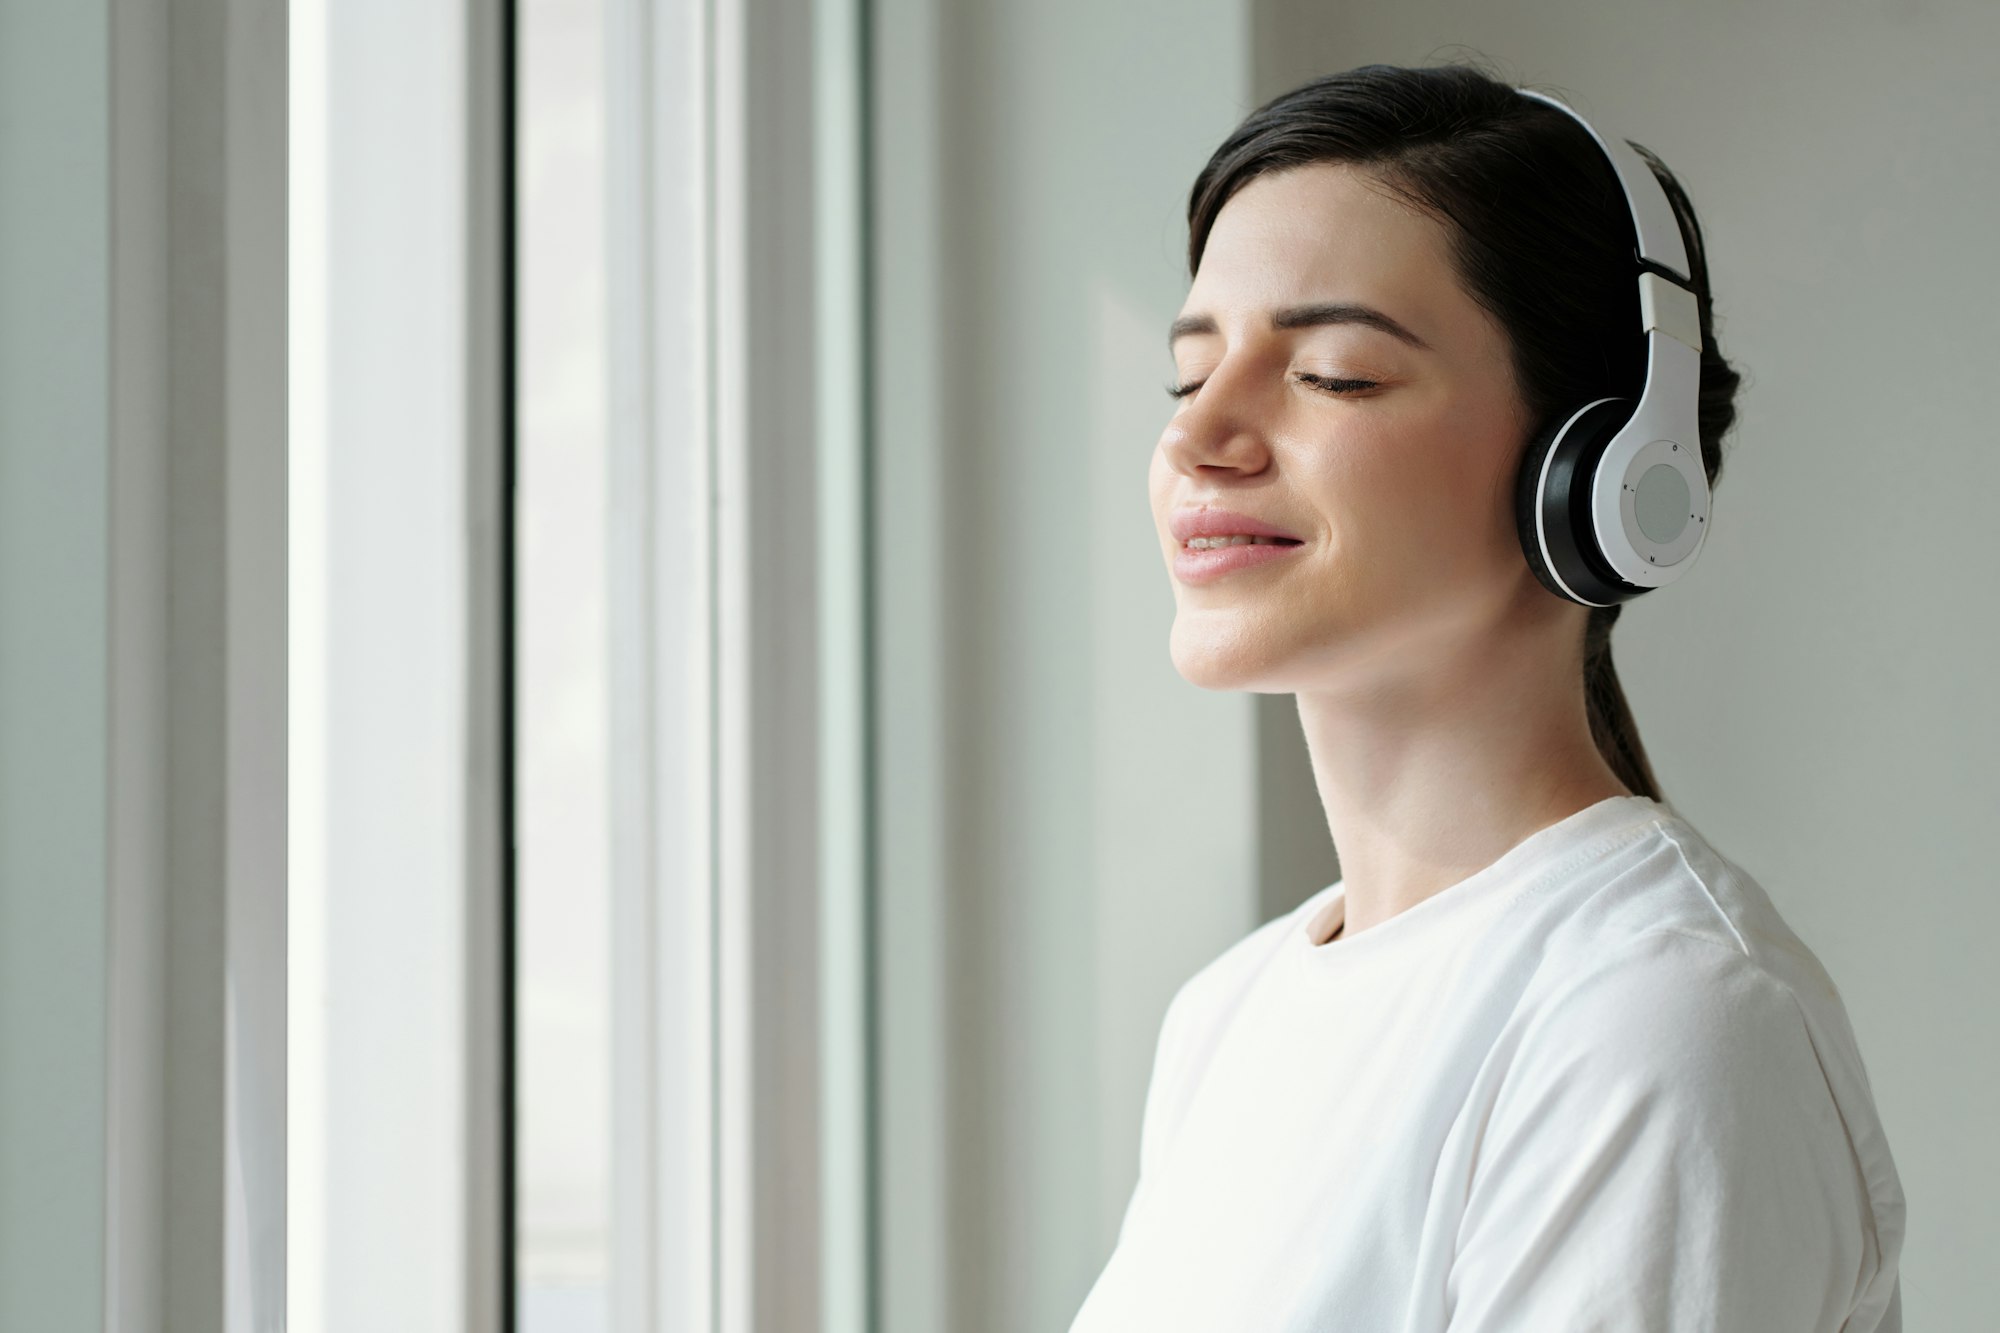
[1187,534,1291,550]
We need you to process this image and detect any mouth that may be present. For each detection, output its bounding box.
[1173,535,1306,585]
[1179,535,1304,552]
[1168,506,1304,546]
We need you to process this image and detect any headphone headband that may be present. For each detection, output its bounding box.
[1517,89,1691,283]
[1518,89,1703,357]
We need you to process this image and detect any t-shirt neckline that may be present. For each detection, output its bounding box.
[1290,794,1671,974]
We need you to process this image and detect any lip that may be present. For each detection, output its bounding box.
[1169,507,1302,544]
[1169,505,1307,585]
[1173,539,1305,585]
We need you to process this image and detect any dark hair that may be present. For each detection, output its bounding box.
[1186,61,1742,802]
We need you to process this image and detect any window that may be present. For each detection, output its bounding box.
[517,0,613,1325]
[290,1,869,1327]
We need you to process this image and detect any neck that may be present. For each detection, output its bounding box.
[1294,613,1630,939]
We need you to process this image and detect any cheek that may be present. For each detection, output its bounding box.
[1304,394,1521,573]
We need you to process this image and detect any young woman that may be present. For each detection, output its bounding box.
[1070,63,1905,1332]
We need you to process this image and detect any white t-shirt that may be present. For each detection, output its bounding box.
[1069,793,1905,1332]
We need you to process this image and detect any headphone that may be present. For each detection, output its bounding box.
[1513,89,1711,607]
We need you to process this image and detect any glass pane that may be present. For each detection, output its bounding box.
[517,0,611,1328]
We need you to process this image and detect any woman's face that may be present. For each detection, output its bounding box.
[1151,160,1550,695]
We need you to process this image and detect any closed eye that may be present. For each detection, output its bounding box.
[1165,372,1382,400]
[1297,373,1380,395]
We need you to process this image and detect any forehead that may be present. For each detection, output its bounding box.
[1180,162,1471,345]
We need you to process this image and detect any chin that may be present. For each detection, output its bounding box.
[1169,619,1288,692]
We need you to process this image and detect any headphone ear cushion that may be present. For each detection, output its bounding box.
[1514,398,1640,607]
[1515,417,1569,601]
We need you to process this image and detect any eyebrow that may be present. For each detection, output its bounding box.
[1167,301,1433,352]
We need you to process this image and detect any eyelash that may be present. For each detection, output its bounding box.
[1165,372,1380,400]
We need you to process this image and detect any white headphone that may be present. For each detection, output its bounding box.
[1513,90,1712,607]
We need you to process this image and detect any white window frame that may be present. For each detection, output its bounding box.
[291,0,871,1328]
[605,0,872,1327]
[290,0,504,1328]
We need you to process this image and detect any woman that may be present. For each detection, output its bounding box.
[1070,63,1905,1331]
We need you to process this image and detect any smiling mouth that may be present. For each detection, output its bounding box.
[1182,535,1304,551]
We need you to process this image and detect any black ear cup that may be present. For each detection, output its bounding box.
[1514,398,1649,608]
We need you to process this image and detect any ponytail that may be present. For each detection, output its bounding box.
[1582,604,1661,800]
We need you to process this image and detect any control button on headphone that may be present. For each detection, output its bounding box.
[1633,462,1691,544]
[1614,436,1707,574]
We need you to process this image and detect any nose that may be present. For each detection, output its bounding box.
[1159,360,1275,478]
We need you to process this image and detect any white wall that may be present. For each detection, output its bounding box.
[1251,1,2000,1323]
[0,3,111,1323]
[866,2,1319,1329]
[0,1,287,1329]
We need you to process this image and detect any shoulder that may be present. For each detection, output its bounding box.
[1489,814,1906,1314]
[1511,812,1855,1112]
[1526,809,1857,1037]
[1506,924,1818,1106]
[1460,921,1902,1331]
[1162,887,1322,1035]
[1130,896,1317,1178]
